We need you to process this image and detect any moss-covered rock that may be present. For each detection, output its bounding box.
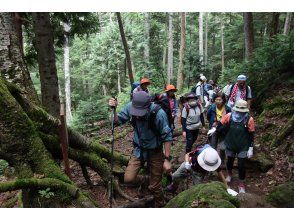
[248,152,274,172]
[266,181,294,207]
[165,181,240,208]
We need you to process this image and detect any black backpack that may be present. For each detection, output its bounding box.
[130,82,140,100]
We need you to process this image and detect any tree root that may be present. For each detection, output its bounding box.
[117,195,154,208]
[80,164,93,188]
[0,178,98,208]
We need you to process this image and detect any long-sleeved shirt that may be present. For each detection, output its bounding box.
[117,102,173,159]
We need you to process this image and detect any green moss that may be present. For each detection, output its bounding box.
[266,181,294,207]
[251,153,274,172]
[165,181,240,208]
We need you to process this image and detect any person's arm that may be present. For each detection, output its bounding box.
[109,98,131,125]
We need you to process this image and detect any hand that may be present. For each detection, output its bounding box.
[163,160,172,173]
[182,131,186,138]
[207,127,216,136]
[184,161,192,170]
[247,147,253,158]
[108,98,118,108]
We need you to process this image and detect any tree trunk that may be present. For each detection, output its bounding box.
[283,12,292,35]
[63,22,72,123]
[144,12,150,67]
[118,66,121,94]
[32,12,60,118]
[199,12,204,66]
[177,13,186,91]
[167,12,173,84]
[204,12,209,67]
[221,15,225,74]
[116,12,134,85]
[270,12,280,37]
[0,13,39,104]
[12,12,24,58]
[244,12,254,60]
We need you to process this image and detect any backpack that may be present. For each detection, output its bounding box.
[151,94,174,129]
[180,101,202,125]
[130,82,140,100]
[228,84,249,101]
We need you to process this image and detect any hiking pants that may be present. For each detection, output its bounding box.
[172,162,204,185]
[124,150,165,207]
[185,129,199,153]
[226,156,246,181]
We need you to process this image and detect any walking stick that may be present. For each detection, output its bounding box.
[109,100,116,208]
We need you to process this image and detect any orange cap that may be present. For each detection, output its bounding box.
[165,84,178,92]
[140,78,151,85]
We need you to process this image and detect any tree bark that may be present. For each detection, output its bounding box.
[204,12,209,67]
[199,12,204,66]
[270,12,280,37]
[244,12,254,60]
[283,12,292,35]
[12,12,24,58]
[167,12,173,84]
[221,15,225,73]
[116,12,134,85]
[32,12,60,118]
[177,13,186,91]
[63,22,72,123]
[144,12,150,67]
[0,13,39,104]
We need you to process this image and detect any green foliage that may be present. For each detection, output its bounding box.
[267,181,294,207]
[38,188,55,199]
[0,159,9,176]
[71,96,110,131]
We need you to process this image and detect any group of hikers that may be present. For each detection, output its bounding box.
[108,73,255,207]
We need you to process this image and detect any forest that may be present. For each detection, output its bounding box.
[0,12,293,208]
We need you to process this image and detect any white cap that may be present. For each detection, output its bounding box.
[200,75,207,81]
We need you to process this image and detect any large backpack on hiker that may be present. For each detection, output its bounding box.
[130,82,140,100]
[151,93,174,129]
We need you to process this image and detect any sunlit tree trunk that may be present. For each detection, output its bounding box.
[32,12,60,117]
[63,22,72,122]
[167,12,173,84]
[199,12,204,66]
[283,12,292,35]
[144,12,150,67]
[177,12,186,91]
[244,12,254,60]
[204,12,209,68]
[221,15,225,73]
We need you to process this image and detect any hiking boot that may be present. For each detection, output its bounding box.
[225,175,232,183]
[165,183,178,193]
[238,183,246,193]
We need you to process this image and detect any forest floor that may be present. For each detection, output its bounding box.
[0,105,292,208]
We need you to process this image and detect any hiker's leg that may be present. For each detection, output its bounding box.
[237,157,246,181]
[192,129,199,145]
[185,130,194,153]
[149,150,165,207]
[124,155,144,185]
[226,156,235,175]
[191,171,204,185]
[172,162,189,185]
[210,132,218,149]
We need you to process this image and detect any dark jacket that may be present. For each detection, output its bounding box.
[207,104,231,129]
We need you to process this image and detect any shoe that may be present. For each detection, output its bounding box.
[165,183,178,193]
[238,183,246,193]
[225,175,232,183]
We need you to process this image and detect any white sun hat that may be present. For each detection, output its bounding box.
[232,99,249,113]
[197,146,221,172]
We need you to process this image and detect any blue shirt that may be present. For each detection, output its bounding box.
[117,102,173,159]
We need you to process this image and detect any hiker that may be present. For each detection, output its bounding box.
[192,74,207,106]
[204,80,215,108]
[161,84,178,128]
[133,78,151,94]
[222,81,233,95]
[207,92,231,164]
[108,91,173,207]
[166,144,221,193]
[216,99,255,193]
[181,92,205,153]
[225,74,252,110]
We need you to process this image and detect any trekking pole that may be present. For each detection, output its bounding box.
[109,97,116,208]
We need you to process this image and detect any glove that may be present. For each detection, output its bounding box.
[184,161,192,170]
[247,147,253,158]
[207,127,216,136]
